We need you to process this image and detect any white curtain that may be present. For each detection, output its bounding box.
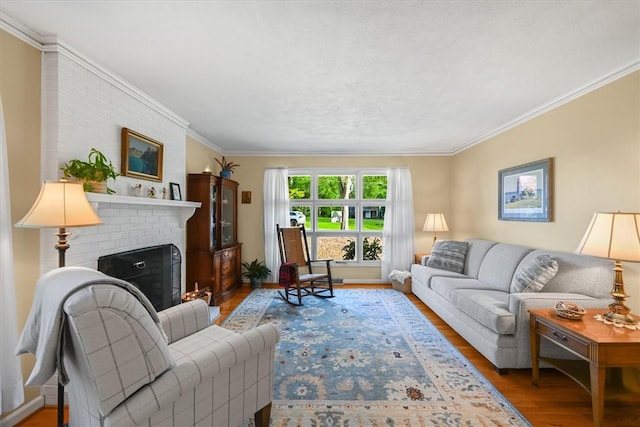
[263,168,289,281]
[0,96,25,414]
[381,167,415,280]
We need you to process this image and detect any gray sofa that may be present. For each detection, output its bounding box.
[410,238,614,372]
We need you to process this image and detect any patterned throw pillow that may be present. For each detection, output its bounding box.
[512,255,559,293]
[425,240,469,274]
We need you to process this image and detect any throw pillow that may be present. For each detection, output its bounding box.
[425,240,468,274]
[512,255,559,293]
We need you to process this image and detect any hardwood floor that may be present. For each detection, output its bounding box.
[17,284,639,426]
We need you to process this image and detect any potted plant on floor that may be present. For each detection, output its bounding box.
[61,148,119,194]
[241,259,271,289]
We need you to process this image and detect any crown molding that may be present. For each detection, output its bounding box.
[454,61,640,155]
[186,128,225,153]
[41,36,190,129]
[0,12,43,50]
[0,16,190,130]
[225,150,452,157]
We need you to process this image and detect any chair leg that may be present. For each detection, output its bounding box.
[254,402,272,427]
[296,285,303,305]
[278,289,303,306]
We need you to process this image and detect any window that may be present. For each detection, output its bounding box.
[288,170,387,264]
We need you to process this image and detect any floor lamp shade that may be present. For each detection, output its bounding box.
[15,180,102,228]
[576,212,640,325]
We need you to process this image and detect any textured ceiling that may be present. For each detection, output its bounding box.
[1,1,639,155]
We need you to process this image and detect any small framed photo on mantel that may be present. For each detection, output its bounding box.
[498,158,553,222]
[169,182,182,201]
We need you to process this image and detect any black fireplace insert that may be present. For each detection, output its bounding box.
[98,244,181,311]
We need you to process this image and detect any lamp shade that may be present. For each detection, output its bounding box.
[576,212,640,263]
[15,181,102,228]
[423,213,449,233]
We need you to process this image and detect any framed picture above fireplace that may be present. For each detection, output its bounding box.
[121,127,163,182]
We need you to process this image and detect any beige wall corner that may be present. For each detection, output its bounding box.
[451,70,640,313]
[186,134,221,174]
[1,29,43,407]
[230,155,451,281]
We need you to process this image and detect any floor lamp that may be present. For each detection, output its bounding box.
[576,212,640,326]
[15,180,103,427]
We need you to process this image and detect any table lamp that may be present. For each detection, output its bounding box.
[423,213,449,245]
[576,212,640,326]
[15,179,102,427]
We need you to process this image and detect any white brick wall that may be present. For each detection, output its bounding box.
[40,43,191,280]
[35,37,200,415]
[45,203,186,272]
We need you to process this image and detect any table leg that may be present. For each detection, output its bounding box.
[589,362,606,427]
[530,316,540,385]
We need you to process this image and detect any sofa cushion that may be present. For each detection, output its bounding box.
[451,289,515,335]
[514,250,613,298]
[511,254,558,293]
[410,264,469,289]
[463,239,498,278]
[430,277,496,302]
[476,244,533,292]
[426,240,468,273]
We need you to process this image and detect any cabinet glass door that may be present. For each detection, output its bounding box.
[211,183,217,248]
[221,186,235,245]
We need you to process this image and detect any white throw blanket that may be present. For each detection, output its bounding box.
[389,269,411,283]
[16,266,160,386]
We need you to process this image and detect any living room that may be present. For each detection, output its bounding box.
[1,1,639,426]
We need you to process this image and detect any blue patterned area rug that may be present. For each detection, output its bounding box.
[224,289,531,426]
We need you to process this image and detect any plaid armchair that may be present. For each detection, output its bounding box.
[62,284,279,427]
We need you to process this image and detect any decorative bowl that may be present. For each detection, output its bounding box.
[182,287,211,305]
[555,301,586,320]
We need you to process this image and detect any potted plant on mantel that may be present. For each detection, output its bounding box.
[241,259,271,289]
[215,156,239,179]
[61,148,119,194]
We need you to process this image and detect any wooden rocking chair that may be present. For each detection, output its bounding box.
[276,224,334,306]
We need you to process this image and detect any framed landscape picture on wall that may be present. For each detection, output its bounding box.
[498,158,553,222]
[121,128,163,182]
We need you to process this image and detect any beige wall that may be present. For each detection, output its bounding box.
[185,142,453,280]
[1,30,43,404]
[226,155,451,280]
[186,135,221,174]
[4,24,640,415]
[451,71,640,313]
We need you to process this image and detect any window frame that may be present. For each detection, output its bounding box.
[288,168,387,265]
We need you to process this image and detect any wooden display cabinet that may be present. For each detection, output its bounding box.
[186,173,241,305]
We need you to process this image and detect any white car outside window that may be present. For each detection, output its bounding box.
[290,211,306,226]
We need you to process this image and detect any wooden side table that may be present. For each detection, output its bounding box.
[529,308,640,427]
[414,253,429,264]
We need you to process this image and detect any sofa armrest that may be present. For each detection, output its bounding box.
[106,323,280,427]
[508,292,610,317]
[157,299,211,344]
[508,293,611,367]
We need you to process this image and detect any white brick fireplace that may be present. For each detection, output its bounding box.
[34,38,205,409]
[39,38,200,280]
[39,194,200,284]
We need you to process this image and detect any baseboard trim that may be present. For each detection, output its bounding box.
[0,397,45,427]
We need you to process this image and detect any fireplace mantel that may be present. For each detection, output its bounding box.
[86,192,201,224]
